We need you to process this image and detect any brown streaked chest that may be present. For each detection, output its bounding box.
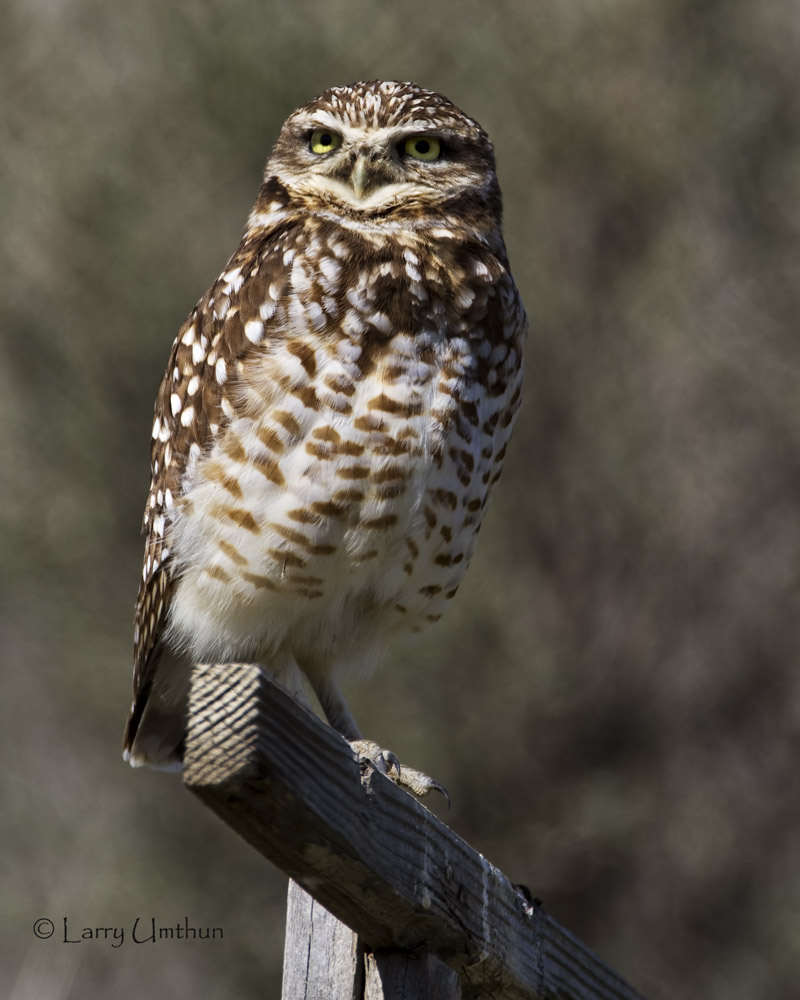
[164,220,523,654]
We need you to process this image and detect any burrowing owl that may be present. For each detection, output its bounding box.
[123,80,527,793]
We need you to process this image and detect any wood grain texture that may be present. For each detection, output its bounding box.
[364,950,462,1000]
[281,881,460,1000]
[183,663,648,1000]
[282,880,362,1000]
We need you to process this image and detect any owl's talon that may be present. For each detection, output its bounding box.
[350,739,399,777]
[400,769,450,807]
[383,749,402,777]
[350,739,448,804]
[430,780,451,808]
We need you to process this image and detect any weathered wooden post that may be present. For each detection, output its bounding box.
[183,663,647,1000]
[282,882,461,999]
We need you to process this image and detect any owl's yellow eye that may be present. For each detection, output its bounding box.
[309,128,342,154]
[403,135,441,161]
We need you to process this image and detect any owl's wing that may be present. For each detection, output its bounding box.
[126,215,297,752]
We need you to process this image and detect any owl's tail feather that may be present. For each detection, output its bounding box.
[123,648,191,771]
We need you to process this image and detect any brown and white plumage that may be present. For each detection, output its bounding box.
[123,80,527,775]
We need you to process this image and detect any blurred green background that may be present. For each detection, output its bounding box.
[2,1,799,997]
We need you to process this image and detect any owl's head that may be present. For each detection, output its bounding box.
[264,81,500,220]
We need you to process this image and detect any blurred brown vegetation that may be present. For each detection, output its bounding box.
[2,1,799,997]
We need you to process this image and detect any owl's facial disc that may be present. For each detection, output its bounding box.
[313,124,442,207]
[271,115,469,213]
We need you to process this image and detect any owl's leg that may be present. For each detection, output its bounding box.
[309,676,449,803]
[268,650,313,708]
[308,675,362,741]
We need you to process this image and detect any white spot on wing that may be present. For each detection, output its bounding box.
[248,209,287,229]
[318,257,341,291]
[370,312,392,335]
[221,267,243,294]
[306,301,326,331]
[245,319,265,344]
[292,262,311,293]
[342,310,366,337]
[456,287,476,309]
[337,339,362,363]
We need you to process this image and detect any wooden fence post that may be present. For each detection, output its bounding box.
[183,663,647,1000]
[281,880,362,1000]
[281,880,461,1000]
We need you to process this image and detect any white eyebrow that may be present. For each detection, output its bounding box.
[301,112,437,145]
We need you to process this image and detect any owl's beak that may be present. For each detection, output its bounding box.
[351,155,369,200]
[341,150,395,203]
